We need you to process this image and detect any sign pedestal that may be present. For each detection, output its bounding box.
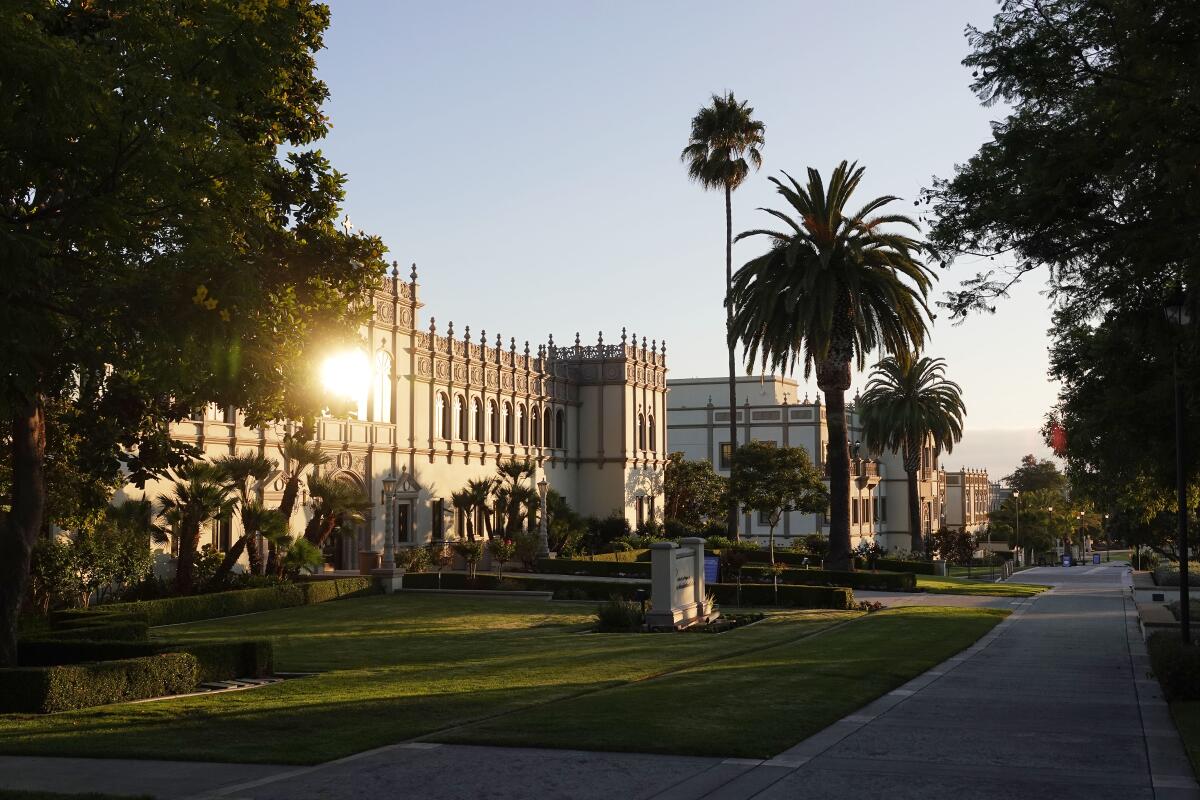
[646,538,718,631]
[372,567,405,594]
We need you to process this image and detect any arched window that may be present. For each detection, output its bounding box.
[455,395,467,440]
[473,398,484,442]
[373,350,393,423]
[436,393,450,439]
[543,410,553,448]
[517,403,527,445]
[503,402,513,444]
[531,408,540,446]
[555,409,565,449]
[488,400,498,443]
[648,414,656,450]
[637,413,646,450]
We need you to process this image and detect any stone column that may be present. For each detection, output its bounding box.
[646,541,678,629]
[681,537,706,613]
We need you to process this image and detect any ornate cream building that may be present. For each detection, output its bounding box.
[135,264,668,569]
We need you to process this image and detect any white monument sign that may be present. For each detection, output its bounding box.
[646,537,718,630]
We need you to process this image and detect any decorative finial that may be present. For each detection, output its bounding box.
[341,214,354,234]
[651,339,657,353]
[803,392,809,403]
[621,327,627,345]
[661,339,667,356]
[480,329,487,347]
[597,330,603,346]
[510,336,516,352]
[630,332,637,356]
[391,260,399,278]
[783,392,789,404]
[429,316,436,333]
[447,320,454,337]
[548,333,555,348]
[641,336,647,351]
[464,325,470,340]
[574,332,581,348]
[496,332,502,348]
[524,340,530,357]
[410,262,418,282]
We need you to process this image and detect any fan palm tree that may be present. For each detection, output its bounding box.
[158,461,237,594]
[268,436,330,574]
[213,452,277,577]
[858,353,965,554]
[302,474,370,550]
[730,161,934,570]
[681,91,765,540]
[463,477,497,539]
[450,489,475,541]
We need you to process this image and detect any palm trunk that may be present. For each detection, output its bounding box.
[823,385,853,572]
[246,531,262,575]
[212,535,248,586]
[907,468,923,555]
[0,395,47,667]
[724,183,740,540]
[174,520,201,595]
[265,538,280,577]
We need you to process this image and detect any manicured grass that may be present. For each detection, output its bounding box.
[917,575,1047,597]
[437,606,1008,758]
[1171,701,1200,778]
[0,596,850,765]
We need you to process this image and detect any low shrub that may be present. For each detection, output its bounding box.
[401,571,646,600]
[45,617,150,642]
[741,565,916,592]
[859,557,938,575]
[709,582,853,609]
[0,653,199,713]
[1153,564,1200,586]
[297,577,377,605]
[594,598,645,632]
[580,549,651,563]
[536,558,650,579]
[1148,632,1200,700]
[17,639,273,684]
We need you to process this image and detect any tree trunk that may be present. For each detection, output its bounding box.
[265,538,279,577]
[724,183,740,540]
[174,521,200,595]
[211,535,248,587]
[907,468,923,555]
[818,351,853,572]
[246,531,262,575]
[0,395,47,667]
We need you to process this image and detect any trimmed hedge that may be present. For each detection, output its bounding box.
[536,558,651,579]
[863,558,938,576]
[741,565,916,592]
[0,653,198,713]
[1148,632,1200,700]
[581,549,651,563]
[17,638,273,684]
[298,576,376,604]
[709,582,853,610]
[402,571,646,601]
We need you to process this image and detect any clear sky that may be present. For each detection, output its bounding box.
[316,0,1057,480]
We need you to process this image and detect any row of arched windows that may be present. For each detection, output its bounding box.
[636,412,657,451]
[435,393,566,448]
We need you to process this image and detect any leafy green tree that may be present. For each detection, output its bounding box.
[930,527,977,566]
[730,162,934,570]
[1004,454,1069,496]
[682,92,765,540]
[662,452,729,532]
[858,354,966,553]
[157,462,236,595]
[729,442,827,571]
[0,3,384,664]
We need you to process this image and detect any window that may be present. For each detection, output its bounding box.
[555,409,565,448]
[209,515,232,551]
[852,500,859,524]
[455,506,466,538]
[455,395,466,440]
[637,414,646,450]
[473,398,483,441]
[488,400,499,443]
[719,442,733,469]
[373,350,393,423]
[518,404,527,445]
[758,510,772,526]
[544,410,553,447]
[531,408,540,446]
[432,499,445,541]
[436,393,449,439]
[648,415,656,450]
[636,497,645,528]
[649,495,656,522]
[873,497,880,523]
[503,402,513,444]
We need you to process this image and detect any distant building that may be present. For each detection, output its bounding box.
[943,468,991,535]
[666,375,967,554]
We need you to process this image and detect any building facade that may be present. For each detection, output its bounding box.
[943,468,991,535]
[666,375,968,554]
[134,265,668,569]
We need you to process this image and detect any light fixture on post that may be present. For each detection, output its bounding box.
[537,474,550,558]
[381,474,397,571]
[1012,489,1020,566]
[1165,289,1192,644]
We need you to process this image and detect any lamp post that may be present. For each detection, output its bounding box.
[1013,489,1021,566]
[536,475,550,558]
[381,474,397,570]
[1166,292,1192,645]
[1104,513,1110,562]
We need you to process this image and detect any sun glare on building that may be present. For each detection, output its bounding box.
[320,349,371,402]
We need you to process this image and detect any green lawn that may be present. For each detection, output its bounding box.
[1171,701,1200,778]
[0,596,1005,764]
[436,605,1007,758]
[916,575,1047,597]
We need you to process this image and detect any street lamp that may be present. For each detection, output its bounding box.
[381,474,397,570]
[1104,513,1111,562]
[536,475,550,557]
[1166,291,1192,644]
[1013,489,1021,566]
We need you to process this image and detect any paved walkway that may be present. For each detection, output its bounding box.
[1,563,1194,799]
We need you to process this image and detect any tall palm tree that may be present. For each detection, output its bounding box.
[682,91,765,540]
[302,474,370,550]
[213,452,276,577]
[158,461,236,595]
[268,436,330,574]
[450,489,475,541]
[858,353,965,554]
[730,161,933,570]
[464,477,497,539]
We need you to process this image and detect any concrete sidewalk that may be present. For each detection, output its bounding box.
[2,563,1193,800]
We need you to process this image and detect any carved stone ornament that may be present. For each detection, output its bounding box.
[417,357,432,376]
[352,453,367,474]
[487,370,498,388]
[399,307,414,327]
[636,367,645,382]
[435,360,449,379]
[605,365,620,380]
[454,364,466,381]
[375,300,395,323]
[502,373,513,390]
[516,375,527,392]
[336,451,352,469]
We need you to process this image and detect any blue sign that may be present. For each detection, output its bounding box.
[1093,553,1101,565]
[704,555,720,584]
[1062,555,1072,568]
